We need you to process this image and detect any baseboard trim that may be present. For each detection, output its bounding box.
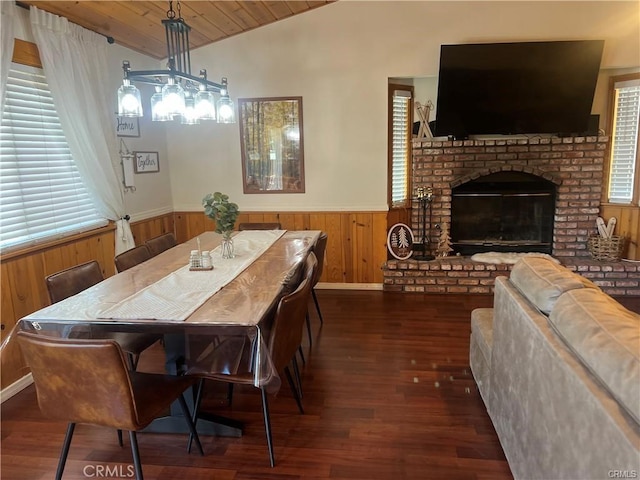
[316,282,383,291]
[1,374,32,403]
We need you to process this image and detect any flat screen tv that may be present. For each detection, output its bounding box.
[434,40,604,138]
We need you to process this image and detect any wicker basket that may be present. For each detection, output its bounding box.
[587,235,626,261]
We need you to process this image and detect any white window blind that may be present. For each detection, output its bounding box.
[0,64,106,251]
[391,90,411,205]
[608,78,640,203]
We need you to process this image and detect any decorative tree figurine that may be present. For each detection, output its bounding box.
[437,222,454,257]
[397,226,411,250]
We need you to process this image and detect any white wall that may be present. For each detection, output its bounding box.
[14,2,640,217]
[166,1,639,213]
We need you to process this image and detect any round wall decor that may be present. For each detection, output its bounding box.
[387,223,414,260]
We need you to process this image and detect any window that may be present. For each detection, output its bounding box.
[0,62,106,251]
[388,85,413,207]
[607,74,640,204]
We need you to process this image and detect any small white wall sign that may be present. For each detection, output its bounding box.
[115,116,140,137]
[134,151,160,173]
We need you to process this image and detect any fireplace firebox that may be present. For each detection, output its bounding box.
[451,171,556,255]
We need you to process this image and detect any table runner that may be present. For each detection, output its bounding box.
[98,230,285,321]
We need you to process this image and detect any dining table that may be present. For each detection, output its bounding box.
[9,229,321,437]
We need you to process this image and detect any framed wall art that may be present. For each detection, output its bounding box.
[238,97,305,194]
[134,151,159,173]
[115,116,140,137]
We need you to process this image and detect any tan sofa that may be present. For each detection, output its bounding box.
[470,257,640,480]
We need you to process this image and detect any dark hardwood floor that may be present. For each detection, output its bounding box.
[1,291,512,479]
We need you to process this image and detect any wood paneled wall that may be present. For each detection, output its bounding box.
[0,213,175,390]
[129,212,175,246]
[1,226,116,389]
[175,211,389,284]
[0,210,386,390]
[6,205,632,390]
[600,204,640,260]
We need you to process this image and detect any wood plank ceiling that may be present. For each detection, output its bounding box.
[17,1,335,59]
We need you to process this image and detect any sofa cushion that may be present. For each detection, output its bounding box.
[549,288,640,424]
[510,257,588,314]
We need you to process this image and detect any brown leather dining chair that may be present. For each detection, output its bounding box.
[46,260,105,304]
[45,260,160,372]
[145,232,177,257]
[186,252,318,467]
[114,245,152,273]
[16,331,203,480]
[304,232,328,348]
[311,232,328,325]
[238,222,282,231]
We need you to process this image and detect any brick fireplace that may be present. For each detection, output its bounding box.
[450,170,556,255]
[383,136,640,296]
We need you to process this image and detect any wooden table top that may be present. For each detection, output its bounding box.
[20,230,320,332]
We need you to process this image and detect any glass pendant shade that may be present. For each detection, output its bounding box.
[217,95,235,124]
[150,87,171,121]
[116,6,235,126]
[194,89,216,121]
[181,97,199,125]
[117,79,143,117]
[162,79,186,117]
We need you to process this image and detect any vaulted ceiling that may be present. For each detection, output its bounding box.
[17,1,335,59]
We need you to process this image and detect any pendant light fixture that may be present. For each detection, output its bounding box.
[116,0,235,124]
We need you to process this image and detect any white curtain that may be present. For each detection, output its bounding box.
[29,6,135,255]
[0,1,16,110]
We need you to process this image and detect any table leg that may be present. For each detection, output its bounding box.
[140,333,243,437]
[141,411,242,437]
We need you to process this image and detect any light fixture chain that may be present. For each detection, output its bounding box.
[167,1,175,19]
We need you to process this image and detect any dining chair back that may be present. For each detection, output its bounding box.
[17,331,203,480]
[311,232,328,324]
[303,232,328,349]
[145,232,177,257]
[187,252,317,467]
[45,260,160,371]
[45,260,103,304]
[269,252,316,374]
[114,245,152,273]
[238,222,281,231]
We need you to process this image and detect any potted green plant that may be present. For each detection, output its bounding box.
[203,192,239,258]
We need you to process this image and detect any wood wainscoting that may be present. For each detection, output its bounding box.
[0,210,387,391]
[1,226,117,390]
[174,210,389,284]
[0,213,175,391]
[129,212,176,247]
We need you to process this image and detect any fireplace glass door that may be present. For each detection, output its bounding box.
[451,172,555,255]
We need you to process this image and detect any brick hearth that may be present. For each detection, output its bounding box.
[384,257,640,296]
[382,135,640,296]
